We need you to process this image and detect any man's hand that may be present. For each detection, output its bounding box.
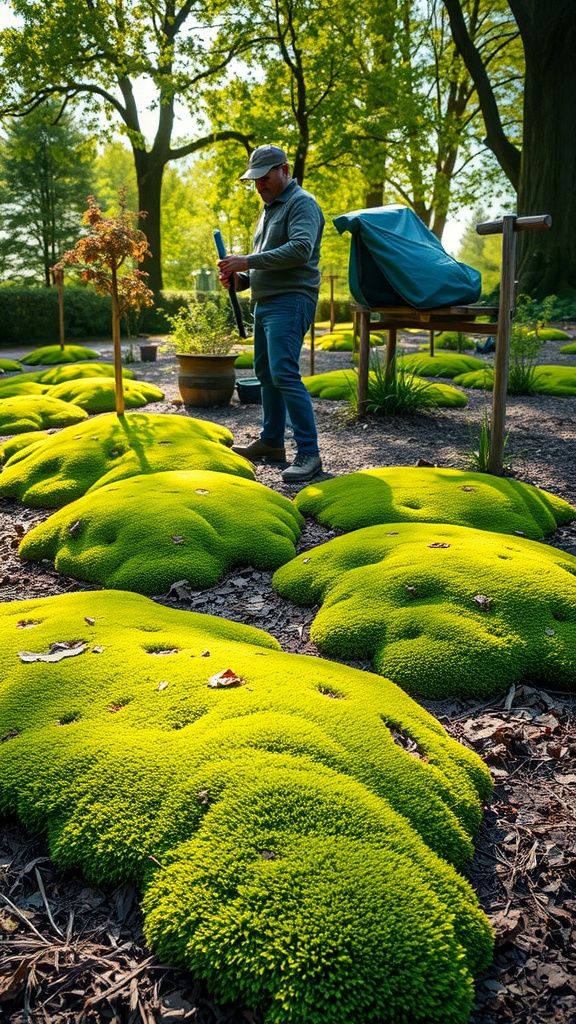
[218,255,249,290]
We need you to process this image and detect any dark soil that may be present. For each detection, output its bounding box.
[1,331,576,1023]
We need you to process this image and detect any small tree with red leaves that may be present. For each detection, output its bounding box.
[57,189,153,415]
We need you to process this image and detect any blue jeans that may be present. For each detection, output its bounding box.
[253,293,319,456]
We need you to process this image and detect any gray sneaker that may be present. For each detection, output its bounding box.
[282,453,322,483]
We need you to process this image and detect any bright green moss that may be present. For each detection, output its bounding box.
[20,470,304,593]
[418,332,475,351]
[453,364,576,394]
[48,377,164,412]
[234,350,254,368]
[0,358,22,372]
[19,344,101,365]
[537,328,569,340]
[0,412,252,508]
[0,394,88,434]
[0,589,492,1023]
[1,432,49,463]
[317,331,385,351]
[302,369,467,407]
[294,467,574,539]
[273,522,576,699]
[0,364,136,395]
[0,381,51,397]
[560,342,576,353]
[397,353,486,377]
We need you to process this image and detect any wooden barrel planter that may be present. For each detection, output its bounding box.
[176,353,237,407]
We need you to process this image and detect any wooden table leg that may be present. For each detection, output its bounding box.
[357,311,370,416]
[384,326,397,387]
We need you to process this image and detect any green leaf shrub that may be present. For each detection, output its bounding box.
[0,412,252,507]
[0,589,493,1024]
[294,467,574,539]
[397,353,486,377]
[48,377,164,413]
[20,470,304,593]
[19,344,101,365]
[273,522,576,699]
[0,394,88,434]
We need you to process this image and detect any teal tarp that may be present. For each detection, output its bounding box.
[333,205,482,310]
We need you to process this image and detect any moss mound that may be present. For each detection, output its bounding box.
[0,412,252,508]
[234,350,254,369]
[0,364,135,396]
[294,467,574,539]
[315,321,354,331]
[0,358,23,372]
[397,353,486,377]
[19,344,101,365]
[1,432,50,463]
[302,369,466,407]
[559,342,576,354]
[0,394,88,434]
[419,332,475,352]
[0,380,51,397]
[21,470,304,593]
[48,377,164,412]
[537,328,569,340]
[453,364,576,395]
[273,522,576,700]
[0,589,492,1023]
[317,331,385,351]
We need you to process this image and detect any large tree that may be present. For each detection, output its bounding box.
[0,101,94,285]
[443,0,576,297]
[0,0,258,292]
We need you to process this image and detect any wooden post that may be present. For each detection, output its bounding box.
[329,275,336,332]
[357,310,371,416]
[384,327,397,387]
[309,319,315,376]
[430,329,435,356]
[488,216,516,475]
[476,213,551,476]
[52,266,65,350]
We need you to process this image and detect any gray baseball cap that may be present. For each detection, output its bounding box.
[239,145,288,180]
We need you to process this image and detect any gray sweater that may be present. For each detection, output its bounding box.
[238,180,324,303]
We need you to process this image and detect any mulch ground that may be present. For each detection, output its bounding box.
[1,331,576,1023]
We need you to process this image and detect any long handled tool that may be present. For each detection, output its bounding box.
[213,229,248,339]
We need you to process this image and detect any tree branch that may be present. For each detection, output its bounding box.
[168,129,253,161]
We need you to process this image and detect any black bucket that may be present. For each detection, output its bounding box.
[236,377,262,404]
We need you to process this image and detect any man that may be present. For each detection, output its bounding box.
[218,144,325,483]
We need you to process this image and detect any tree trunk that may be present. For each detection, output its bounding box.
[512,0,576,297]
[134,149,165,295]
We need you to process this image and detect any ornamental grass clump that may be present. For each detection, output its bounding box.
[0,412,253,508]
[453,364,576,395]
[302,368,466,408]
[293,466,574,539]
[0,589,493,1024]
[273,522,576,699]
[20,470,304,593]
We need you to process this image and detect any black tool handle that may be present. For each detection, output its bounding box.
[213,230,248,339]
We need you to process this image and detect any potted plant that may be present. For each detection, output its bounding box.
[165,297,238,407]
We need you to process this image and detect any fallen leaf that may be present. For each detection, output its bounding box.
[208,668,245,689]
[200,650,210,657]
[1,730,19,743]
[84,616,96,625]
[461,486,475,492]
[18,640,87,663]
[474,594,493,612]
[260,850,278,861]
[0,959,30,1001]
[171,535,185,544]
[156,680,169,691]
[415,458,435,467]
[428,542,450,548]
[196,789,210,806]
[195,488,210,495]
[545,627,556,636]
[16,620,39,629]
[92,645,105,654]
[68,520,82,537]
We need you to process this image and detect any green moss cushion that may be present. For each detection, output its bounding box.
[20,470,304,593]
[234,350,254,369]
[0,394,88,435]
[418,332,475,351]
[0,364,136,396]
[559,342,576,354]
[302,369,467,407]
[0,380,52,397]
[397,353,486,377]
[315,321,354,331]
[1,432,50,463]
[294,467,574,539]
[273,522,576,699]
[48,377,164,412]
[0,412,252,508]
[0,589,492,1023]
[0,358,23,372]
[19,344,101,365]
[537,328,569,340]
[318,331,385,351]
[453,364,576,394]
